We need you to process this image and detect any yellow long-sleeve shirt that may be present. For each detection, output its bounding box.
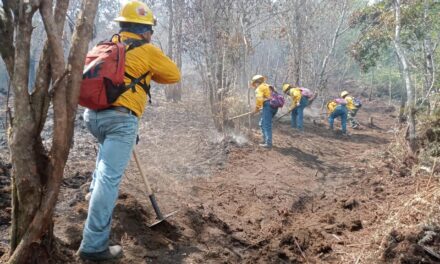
[255,83,271,111]
[345,96,356,111]
[327,101,337,115]
[112,32,181,117]
[287,88,302,110]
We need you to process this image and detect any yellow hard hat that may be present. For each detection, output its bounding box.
[282,84,291,93]
[341,91,349,98]
[114,1,156,25]
[251,75,266,85]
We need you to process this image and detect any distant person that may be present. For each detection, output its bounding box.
[78,1,180,261]
[341,91,361,129]
[282,84,309,132]
[327,98,348,135]
[250,75,277,149]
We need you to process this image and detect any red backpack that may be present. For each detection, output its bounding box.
[79,36,150,110]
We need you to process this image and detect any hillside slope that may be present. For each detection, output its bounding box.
[1,94,438,263]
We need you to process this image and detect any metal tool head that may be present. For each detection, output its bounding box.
[148,210,179,228]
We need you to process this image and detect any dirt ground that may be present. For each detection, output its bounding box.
[1,93,440,263]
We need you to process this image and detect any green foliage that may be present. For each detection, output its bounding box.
[372,68,404,99]
[349,0,440,72]
[349,1,393,72]
[350,31,390,72]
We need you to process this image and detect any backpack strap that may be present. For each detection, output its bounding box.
[121,37,152,103]
[124,38,148,52]
[124,71,152,104]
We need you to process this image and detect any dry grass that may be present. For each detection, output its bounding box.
[359,184,440,263]
[358,118,440,263]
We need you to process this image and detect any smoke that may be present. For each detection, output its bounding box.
[230,133,248,146]
[215,132,249,146]
[118,0,129,6]
[304,106,324,119]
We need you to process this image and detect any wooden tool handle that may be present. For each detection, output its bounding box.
[132,147,154,195]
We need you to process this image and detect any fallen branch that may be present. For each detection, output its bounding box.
[293,237,309,264]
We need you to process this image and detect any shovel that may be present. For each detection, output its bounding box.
[132,147,178,227]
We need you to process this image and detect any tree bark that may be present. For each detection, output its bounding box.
[0,0,17,75]
[165,0,177,101]
[293,0,306,86]
[5,0,99,263]
[9,2,40,254]
[369,67,374,101]
[173,0,183,102]
[420,0,436,110]
[393,0,417,153]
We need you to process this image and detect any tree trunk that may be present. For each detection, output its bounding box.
[293,0,306,86]
[388,68,392,106]
[420,0,435,110]
[173,0,184,102]
[394,0,417,153]
[0,0,16,75]
[369,67,374,101]
[317,0,348,93]
[9,3,41,254]
[165,0,178,102]
[4,0,99,263]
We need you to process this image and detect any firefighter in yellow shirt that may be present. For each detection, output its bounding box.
[282,84,309,132]
[326,98,348,135]
[79,1,180,261]
[341,91,361,129]
[250,75,278,148]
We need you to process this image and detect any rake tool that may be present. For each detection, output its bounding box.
[227,111,253,121]
[132,147,178,227]
[275,110,292,122]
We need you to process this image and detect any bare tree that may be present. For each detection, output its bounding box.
[315,0,349,103]
[393,0,417,153]
[0,0,98,263]
[421,0,436,111]
[164,0,182,102]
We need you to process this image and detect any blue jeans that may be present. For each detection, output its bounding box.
[79,109,138,253]
[259,101,278,146]
[291,97,309,130]
[328,105,348,133]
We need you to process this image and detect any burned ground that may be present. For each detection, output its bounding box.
[0,93,439,263]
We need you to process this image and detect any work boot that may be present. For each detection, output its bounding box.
[259,143,272,149]
[78,245,123,261]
